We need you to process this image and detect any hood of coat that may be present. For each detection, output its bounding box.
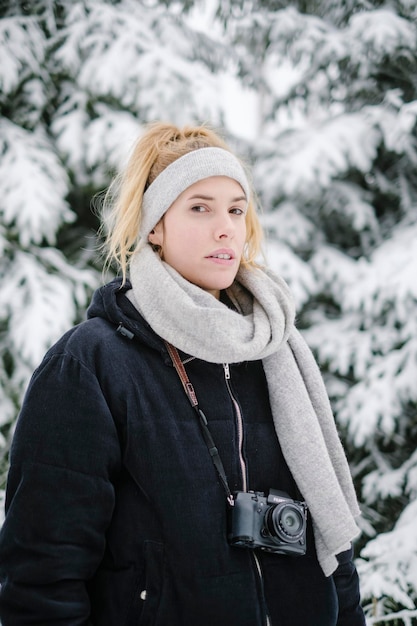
[86,277,169,360]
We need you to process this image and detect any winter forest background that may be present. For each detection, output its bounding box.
[1,0,417,622]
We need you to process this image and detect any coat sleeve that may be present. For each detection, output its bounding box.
[333,547,366,626]
[0,351,122,625]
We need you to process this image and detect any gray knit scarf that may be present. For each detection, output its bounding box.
[129,244,361,576]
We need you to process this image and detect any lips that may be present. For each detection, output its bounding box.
[206,248,235,260]
[211,253,232,260]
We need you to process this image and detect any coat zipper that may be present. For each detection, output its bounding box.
[223,364,270,626]
[223,363,247,493]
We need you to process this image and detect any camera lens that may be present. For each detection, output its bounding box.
[280,507,303,534]
[265,503,305,544]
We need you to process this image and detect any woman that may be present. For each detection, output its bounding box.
[0,122,365,625]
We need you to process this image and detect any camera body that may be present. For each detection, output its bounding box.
[229,489,307,556]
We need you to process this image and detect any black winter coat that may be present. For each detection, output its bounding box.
[0,279,365,626]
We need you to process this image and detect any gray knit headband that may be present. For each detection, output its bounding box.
[139,147,250,241]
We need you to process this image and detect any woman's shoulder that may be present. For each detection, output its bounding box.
[24,319,122,396]
[46,315,118,361]
[38,306,163,383]
[32,277,166,385]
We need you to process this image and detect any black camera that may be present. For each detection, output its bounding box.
[229,489,308,556]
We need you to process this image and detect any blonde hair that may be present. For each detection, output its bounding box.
[100,122,263,282]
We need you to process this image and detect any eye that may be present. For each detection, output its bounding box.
[191,205,207,213]
[230,207,245,216]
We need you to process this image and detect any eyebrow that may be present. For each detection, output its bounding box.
[187,194,247,202]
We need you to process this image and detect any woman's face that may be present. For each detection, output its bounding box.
[148,176,247,299]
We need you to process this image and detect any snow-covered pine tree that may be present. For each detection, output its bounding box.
[0,3,97,495]
[0,0,236,500]
[219,1,417,622]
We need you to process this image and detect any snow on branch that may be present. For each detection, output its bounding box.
[254,111,381,203]
[365,96,417,157]
[0,119,75,247]
[263,238,317,309]
[337,338,417,445]
[264,6,416,76]
[52,0,226,125]
[52,99,141,185]
[346,224,417,325]
[0,249,97,376]
[0,365,15,429]
[0,15,45,96]
[366,609,417,625]
[358,500,417,614]
[363,448,417,504]
[348,9,417,61]
[267,6,345,63]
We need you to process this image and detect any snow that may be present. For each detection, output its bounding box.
[253,111,382,203]
[0,249,96,372]
[0,120,74,247]
[348,9,417,58]
[358,500,417,610]
[0,16,45,95]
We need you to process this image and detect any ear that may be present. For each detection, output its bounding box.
[148,221,164,247]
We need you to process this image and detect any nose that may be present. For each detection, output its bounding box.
[214,212,235,240]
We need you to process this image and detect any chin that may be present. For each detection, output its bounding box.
[191,272,238,296]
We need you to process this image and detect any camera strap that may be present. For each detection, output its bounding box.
[165,341,234,507]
